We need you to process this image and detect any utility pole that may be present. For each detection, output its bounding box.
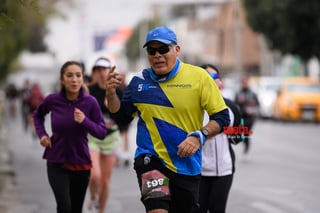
[139,23,148,70]
[78,1,88,68]
[234,0,243,76]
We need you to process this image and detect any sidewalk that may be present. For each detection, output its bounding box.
[0,94,14,212]
[0,95,38,213]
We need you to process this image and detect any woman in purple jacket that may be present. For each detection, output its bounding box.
[32,61,107,213]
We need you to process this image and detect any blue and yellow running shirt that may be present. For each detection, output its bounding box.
[121,61,227,176]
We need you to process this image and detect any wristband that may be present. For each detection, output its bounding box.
[187,130,206,145]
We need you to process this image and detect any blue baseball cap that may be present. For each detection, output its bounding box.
[143,26,178,47]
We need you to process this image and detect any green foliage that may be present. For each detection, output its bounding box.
[125,18,161,63]
[0,0,72,82]
[242,0,320,61]
[125,25,142,62]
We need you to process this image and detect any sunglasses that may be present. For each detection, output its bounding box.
[210,72,219,80]
[146,45,171,55]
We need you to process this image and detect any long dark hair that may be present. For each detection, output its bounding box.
[59,61,84,89]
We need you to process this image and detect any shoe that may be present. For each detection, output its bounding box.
[87,198,99,211]
[120,152,131,167]
[124,159,130,167]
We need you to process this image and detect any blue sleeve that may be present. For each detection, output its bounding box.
[110,104,134,127]
[209,108,230,133]
[110,82,136,127]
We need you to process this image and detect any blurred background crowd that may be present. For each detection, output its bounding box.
[1,0,320,123]
[1,1,320,212]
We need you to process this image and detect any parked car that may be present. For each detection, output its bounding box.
[257,77,283,118]
[273,77,320,122]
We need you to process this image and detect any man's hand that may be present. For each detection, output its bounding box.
[105,66,122,113]
[105,66,122,97]
[177,136,201,158]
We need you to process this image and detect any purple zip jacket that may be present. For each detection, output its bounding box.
[32,87,107,164]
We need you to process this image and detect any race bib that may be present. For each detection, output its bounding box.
[141,169,170,201]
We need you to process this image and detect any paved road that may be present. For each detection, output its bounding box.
[0,103,143,213]
[1,103,320,213]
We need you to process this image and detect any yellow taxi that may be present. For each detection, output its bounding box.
[273,77,320,122]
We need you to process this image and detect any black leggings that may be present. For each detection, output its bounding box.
[47,162,90,213]
[243,117,255,153]
[198,175,233,213]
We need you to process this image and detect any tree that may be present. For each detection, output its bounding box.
[242,0,320,62]
[0,0,73,83]
[125,18,161,68]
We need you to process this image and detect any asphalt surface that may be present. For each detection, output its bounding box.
[1,100,320,213]
[0,102,143,213]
